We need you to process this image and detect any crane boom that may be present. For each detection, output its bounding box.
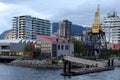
[92,4,103,33]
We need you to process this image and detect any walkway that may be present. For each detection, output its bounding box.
[64,56,106,67]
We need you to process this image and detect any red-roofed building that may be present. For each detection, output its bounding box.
[107,43,120,50]
[35,35,74,58]
[111,44,120,49]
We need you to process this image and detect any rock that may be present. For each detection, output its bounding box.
[8,59,63,68]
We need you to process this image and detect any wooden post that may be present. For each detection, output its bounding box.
[68,61,71,73]
[4,60,6,63]
[63,60,67,73]
[108,59,110,67]
[111,59,114,67]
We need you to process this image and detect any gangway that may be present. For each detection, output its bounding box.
[64,56,106,67]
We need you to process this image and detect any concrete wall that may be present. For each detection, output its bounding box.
[56,43,74,57]
[10,43,25,52]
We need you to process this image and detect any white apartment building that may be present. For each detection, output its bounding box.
[102,11,120,44]
[12,15,51,40]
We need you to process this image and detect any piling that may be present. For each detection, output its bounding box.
[63,60,67,73]
[68,61,71,73]
[108,59,110,67]
[111,59,114,67]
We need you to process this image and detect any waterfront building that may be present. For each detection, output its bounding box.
[12,15,51,40]
[35,35,74,58]
[0,39,36,56]
[58,20,72,39]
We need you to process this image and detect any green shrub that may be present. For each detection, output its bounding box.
[99,49,120,59]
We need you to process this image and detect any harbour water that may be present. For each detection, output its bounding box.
[0,64,120,80]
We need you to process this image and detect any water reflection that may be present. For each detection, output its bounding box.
[0,64,119,80]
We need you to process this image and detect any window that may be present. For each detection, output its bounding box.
[65,45,69,50]
[61,45,64,50]
[41,48,51,53]
[52,44,57,50]
[1,46,10,49]
[37,40,41,44]
[58,45,60,50]
[41,44,51,48]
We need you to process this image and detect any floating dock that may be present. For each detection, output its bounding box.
[61,56,115,76]
[61,67,114,76]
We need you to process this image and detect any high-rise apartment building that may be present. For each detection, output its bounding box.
[58,20,72,39]
[12,15,51,39]
[102,11,120,44]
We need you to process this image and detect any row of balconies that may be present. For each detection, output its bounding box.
[103,17,120,21]
[103,23,120,26]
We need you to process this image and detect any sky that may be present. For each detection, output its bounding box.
[0,0,120,33]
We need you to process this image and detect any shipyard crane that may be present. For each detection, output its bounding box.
[86,4,107,58]
[92,4,102,33]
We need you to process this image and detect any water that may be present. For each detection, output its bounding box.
[0,64,120,80]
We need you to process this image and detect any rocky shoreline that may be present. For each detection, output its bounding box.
[8,59,120,69]
[8,59,63,69]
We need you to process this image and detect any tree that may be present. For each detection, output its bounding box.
[99,49,120,59]
[24,43,34,57]
[24,44,32,52]
[71,39,86,57]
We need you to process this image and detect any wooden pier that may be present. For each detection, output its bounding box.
[61,56,115,76]
[61,67,114,76]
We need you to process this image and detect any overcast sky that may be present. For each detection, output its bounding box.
[0,0,120,33]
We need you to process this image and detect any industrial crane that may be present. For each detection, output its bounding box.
[86,4,107,58]
[92,4,103,33]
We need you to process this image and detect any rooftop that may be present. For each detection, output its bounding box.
[0,39,36,44]
[37,35,69,43]
[112,44,120,49]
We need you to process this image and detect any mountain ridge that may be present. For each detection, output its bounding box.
[0,29,12,39]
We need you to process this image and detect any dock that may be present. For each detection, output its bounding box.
[61,67,114,76]
[61,56,115,76]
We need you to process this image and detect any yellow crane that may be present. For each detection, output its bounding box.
[86,4,107,57]
[92,4,103,33]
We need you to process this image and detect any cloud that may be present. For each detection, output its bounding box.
[0,2,51,33]
[48,1,97,26]
[49,0,120,26]
[0,0,120,33]
[0,0,29,3]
